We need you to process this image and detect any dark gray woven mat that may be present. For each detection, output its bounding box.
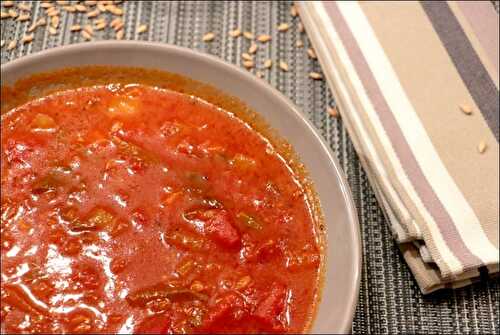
[1,1,499,334]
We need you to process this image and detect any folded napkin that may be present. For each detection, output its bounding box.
[297,1,499,293]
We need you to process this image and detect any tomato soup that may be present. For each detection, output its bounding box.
[1,68,323,334]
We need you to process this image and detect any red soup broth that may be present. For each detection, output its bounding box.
[1,68,324,334]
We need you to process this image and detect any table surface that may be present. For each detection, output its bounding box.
[1,1,499,334]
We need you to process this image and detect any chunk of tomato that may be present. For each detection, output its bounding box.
[200,293,245,331]
[254,240,283,263]
[205,210,241,249]
[253,282,287,331]
[134,314,171,334]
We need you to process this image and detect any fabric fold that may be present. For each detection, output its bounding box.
[297,0,499,293]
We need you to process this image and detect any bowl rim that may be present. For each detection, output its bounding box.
[1,41,361,333]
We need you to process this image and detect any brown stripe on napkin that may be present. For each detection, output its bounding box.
[421,1,499,141]
[297,0,499,293]
[324,1,482,275]
[455,1,499,75]
[359,1,499,253]
[449,2,499,89]
[305,9,426,242]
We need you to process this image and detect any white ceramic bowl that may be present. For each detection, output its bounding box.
[1,41,361,334]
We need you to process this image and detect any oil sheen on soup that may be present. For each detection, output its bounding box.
[1,83,322,333]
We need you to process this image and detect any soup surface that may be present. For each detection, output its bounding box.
[1,72,322,334]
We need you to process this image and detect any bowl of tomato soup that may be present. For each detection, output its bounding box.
[1,42,360,334]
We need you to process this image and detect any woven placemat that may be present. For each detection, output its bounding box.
[1,1,499,334]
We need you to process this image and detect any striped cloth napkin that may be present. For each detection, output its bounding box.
[297,1,499,294]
